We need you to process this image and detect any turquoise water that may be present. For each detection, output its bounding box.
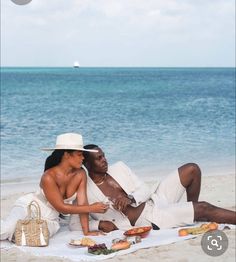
[1,67,235,182]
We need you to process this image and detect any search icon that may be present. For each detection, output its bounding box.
[201,230,228,257]
[211,239,219,247]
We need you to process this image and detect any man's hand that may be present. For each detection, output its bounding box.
[113,196,132,212]
[98,220,118,233]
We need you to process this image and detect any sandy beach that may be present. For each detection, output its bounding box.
[1,174,235,262]
[2,0,235,261]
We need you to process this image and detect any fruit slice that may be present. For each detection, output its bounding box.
[178,229,189,236]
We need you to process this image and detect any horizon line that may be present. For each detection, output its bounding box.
[1,66,235,69]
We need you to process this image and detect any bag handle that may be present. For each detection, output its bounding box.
[27,200,42,220]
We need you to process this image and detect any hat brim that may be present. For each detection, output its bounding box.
[41,147,98,152]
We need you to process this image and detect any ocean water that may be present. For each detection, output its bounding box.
[1,67,235,183]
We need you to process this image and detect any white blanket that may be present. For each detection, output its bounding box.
[1,224,234,261]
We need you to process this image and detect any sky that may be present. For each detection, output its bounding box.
[1,0,235,67]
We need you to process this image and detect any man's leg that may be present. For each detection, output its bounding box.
[178,163,201,202]
[193,201,236,224]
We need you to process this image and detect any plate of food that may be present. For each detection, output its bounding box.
[124,226,152,238]
[69,237,96,247]
[178,222,219,237]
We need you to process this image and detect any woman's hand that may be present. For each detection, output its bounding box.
[84,230,105,236]
[89,202,108,213]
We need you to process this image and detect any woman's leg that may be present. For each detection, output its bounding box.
[1,206,27,241]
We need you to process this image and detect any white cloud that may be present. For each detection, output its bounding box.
[1,0,235,66]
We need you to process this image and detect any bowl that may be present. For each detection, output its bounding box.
[123,226,152,238]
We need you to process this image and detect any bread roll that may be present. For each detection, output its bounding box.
[111,240,131,251]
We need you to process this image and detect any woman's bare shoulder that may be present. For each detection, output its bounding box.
[73,168,86,179]
[40,168,57,187]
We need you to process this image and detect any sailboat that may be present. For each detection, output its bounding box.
[73,61,80,68]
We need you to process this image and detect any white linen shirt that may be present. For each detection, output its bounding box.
[69,161,159,231]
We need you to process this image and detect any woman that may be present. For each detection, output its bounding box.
[1,133,108,242]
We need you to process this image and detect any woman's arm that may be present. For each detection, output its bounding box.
[40,172,107,215]
[76,171,90,234]
[76,172,106,235]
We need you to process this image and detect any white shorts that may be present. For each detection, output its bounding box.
[135,170,194,229]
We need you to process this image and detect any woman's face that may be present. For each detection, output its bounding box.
[68,151,84,169]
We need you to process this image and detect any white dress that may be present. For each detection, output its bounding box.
[0,189,77,241]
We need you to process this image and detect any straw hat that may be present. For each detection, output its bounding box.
[41,133,97,152]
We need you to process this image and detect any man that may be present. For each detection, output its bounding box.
[69,145,236,233]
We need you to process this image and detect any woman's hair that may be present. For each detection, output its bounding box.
[83,144,98,163]
[44,149,75,171]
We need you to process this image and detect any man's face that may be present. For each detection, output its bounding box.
[89,147,108,174]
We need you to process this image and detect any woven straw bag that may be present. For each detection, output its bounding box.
[14,200,49,246]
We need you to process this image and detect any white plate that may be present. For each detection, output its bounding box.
[68,241,86,248]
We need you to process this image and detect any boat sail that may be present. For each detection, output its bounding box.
[73,61,80,68]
